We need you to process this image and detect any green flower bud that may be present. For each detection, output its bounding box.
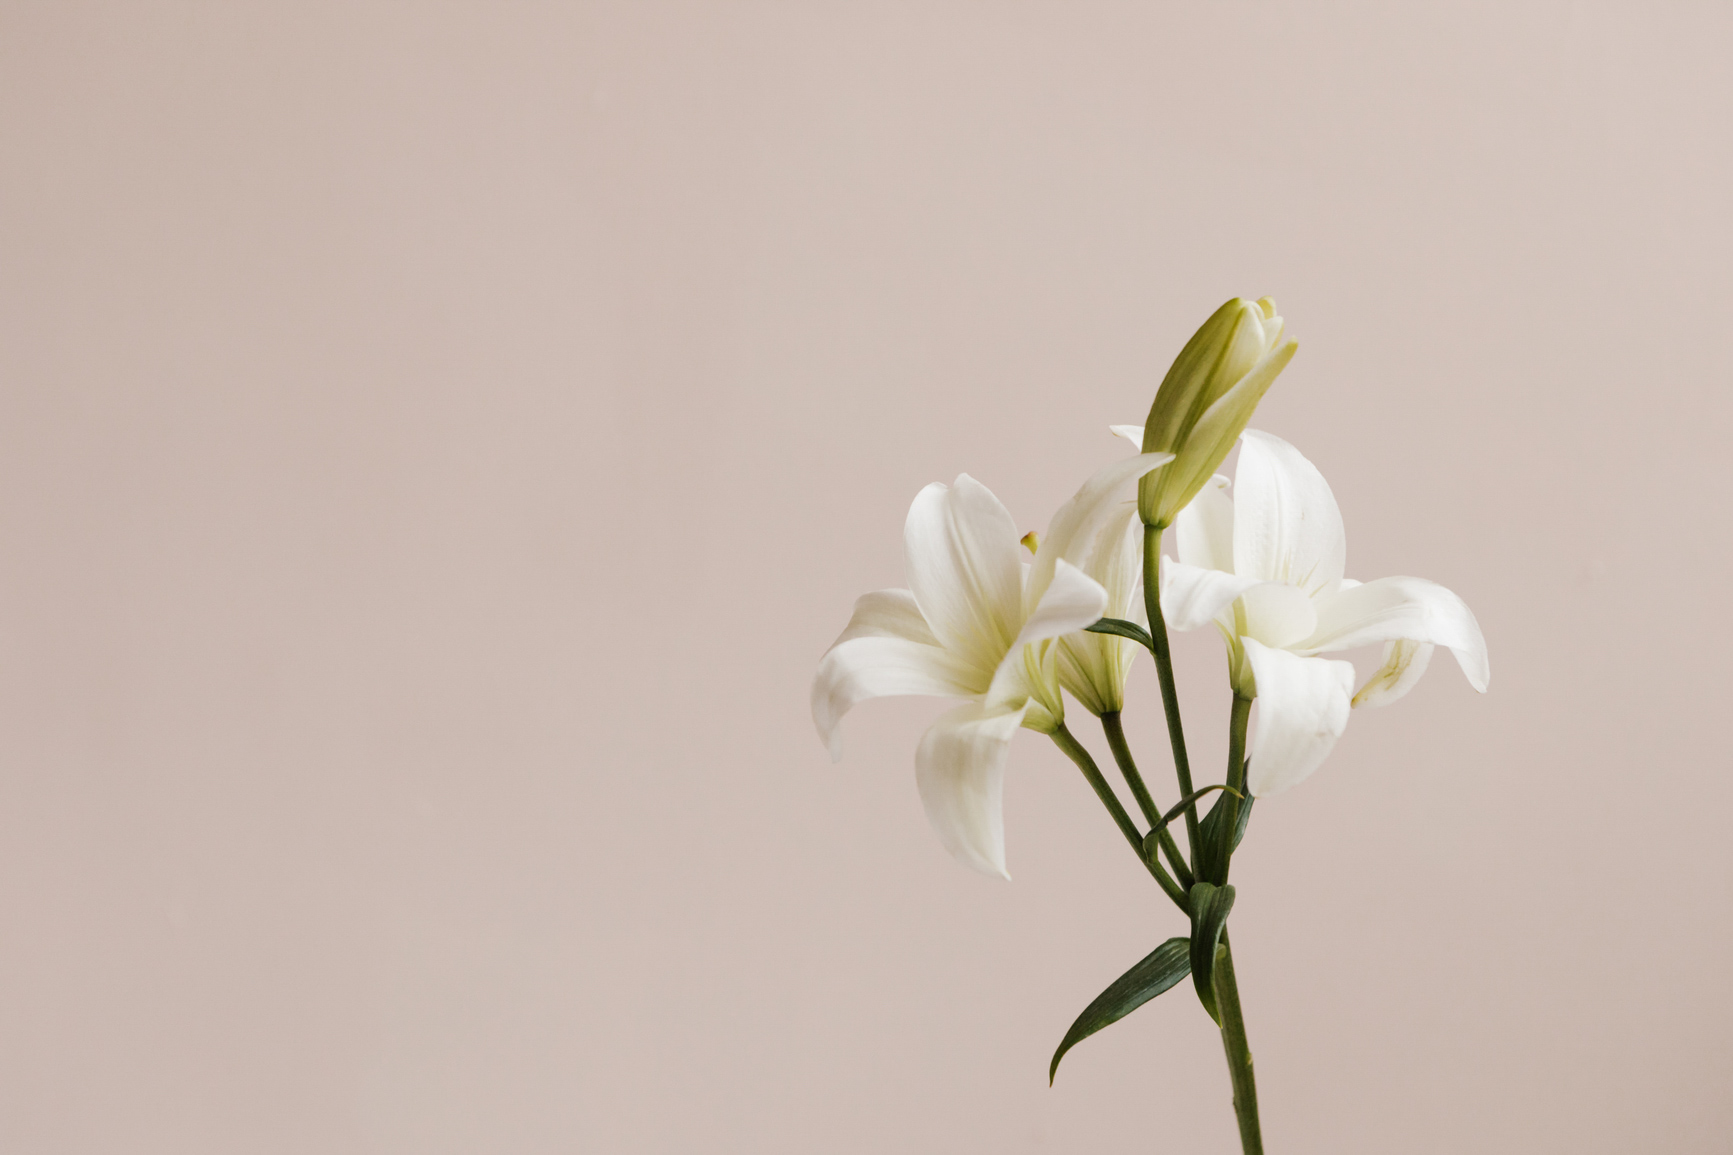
[1137,297,1297,529]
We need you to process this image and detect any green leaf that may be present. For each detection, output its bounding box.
[1227,756,1254,850]
[1139,784,1240,867]
[1084,617,1154,652]
[1196,790,1254,883]
[1195,800,1231,885]
[1188,882,1236,1025]
[1049,938,1191,1084]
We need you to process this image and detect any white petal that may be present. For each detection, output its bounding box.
[1232,430,1346,596]
[1241,639,1355,797]
[830,588,939,647]
[986,559,1107,712]
[1236,580,1317,650]
[1014,641,1067,732]
[1085,505,1146,622]
[1303,575,1489,692]
[1161,560,1262,632]
[1028,451,1172,613]
[1055,631,1131,717]
[1054,509,1144,717]
[1018,558,1111,647]
[1256,300,1285,349]
[1174,474,1235,572]
[1352,639,1435,709]
[811,636,981,761]
[915,700,1029,878]
[1215,300,1281,397]
[904,475,1026,672]
[978,637,1064,730]
[1109,424,1146,450]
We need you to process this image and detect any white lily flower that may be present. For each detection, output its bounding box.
[811,452,1172,877]
[1113,426,1489,798]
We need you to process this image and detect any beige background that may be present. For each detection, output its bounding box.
[1,2,1729,1151]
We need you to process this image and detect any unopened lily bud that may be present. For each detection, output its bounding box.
[1137,298,1297,529]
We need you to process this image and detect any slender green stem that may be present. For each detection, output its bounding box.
[1216,699,1262,1151]
[1100,712,1194,888]
[1143,533,1264,1149]
[1219,693,1252,883]
[1214,930,1262,1154]
[1156,828,1193,891]
[1098,711,1159,824]
[1050,723,1141,849]
[1049,725,1189,912]
[1141,524,1203,865]
[1225,695,1251,797]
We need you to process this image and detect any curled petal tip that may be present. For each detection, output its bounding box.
[974,852,1012,881]
[957,846,1012,880]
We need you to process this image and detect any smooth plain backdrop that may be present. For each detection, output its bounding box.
[2,2,1729,1152]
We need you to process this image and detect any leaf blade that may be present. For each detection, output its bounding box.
[1197,790,1254,882]
[1049,938,1191,1084]
[1140,784,1239,867]
[1232,793,1254,850]
[1188,882,1237,1025]
[1084,617,1155,652]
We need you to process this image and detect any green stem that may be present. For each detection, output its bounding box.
[1214,930,1263,1154]
[1219,693,1252,883]
[1100,711,1194,888]
[1049,725,1189,913]
[1226,695,1252,795]
[1142,524,1203,866]
[1098,711,1159,824]
[1144,532,1262,1148]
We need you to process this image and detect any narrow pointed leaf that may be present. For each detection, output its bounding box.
[1197,789,1254,882]
[1140,784,1239,866]
[1084,617,1154,652]
[1196,799,1231,885]
[1049,938,1191,1084]
[1205,758,1255,850]
[1189,883,1236,1025]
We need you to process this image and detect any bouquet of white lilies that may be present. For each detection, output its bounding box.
[810,298,1489,1151]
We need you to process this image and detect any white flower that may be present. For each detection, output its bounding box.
[1119,427,1489,797]
[811,452,1171,877]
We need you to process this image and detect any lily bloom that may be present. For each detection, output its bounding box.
[1116,426,1489,797]
[811,452,1170,877]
